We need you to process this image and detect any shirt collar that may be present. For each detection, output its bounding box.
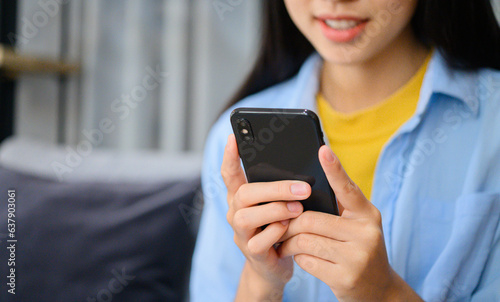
[417,51,480,117]
[292,51,480,117]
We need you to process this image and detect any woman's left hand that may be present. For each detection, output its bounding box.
[278,145,422,302]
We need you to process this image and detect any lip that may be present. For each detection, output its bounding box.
[316,15,369,43]
[316,14,367,21]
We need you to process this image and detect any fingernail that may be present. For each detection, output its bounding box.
[290,183,308,196]
[325,147,335,163]
[287,201,301,212]
[281,220,289,226]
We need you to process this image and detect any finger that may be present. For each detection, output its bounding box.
[233,180,311,210]
[246,221,289,259]
[278,233,344,263]
[318,145,370,214]
[233,201,303,237]
[293,254,339,288]
[221,134,247,201]
[279,211,355,243]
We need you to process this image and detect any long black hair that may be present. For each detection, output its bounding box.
[227,0,500,108]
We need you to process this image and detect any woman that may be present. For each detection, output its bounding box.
[191,0,500,301]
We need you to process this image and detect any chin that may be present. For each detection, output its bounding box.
[316,45,377,65]
[314,35,396,66]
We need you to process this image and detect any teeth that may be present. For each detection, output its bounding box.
[325,19,361,30]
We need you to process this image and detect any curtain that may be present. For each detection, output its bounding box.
[14,0,261,153]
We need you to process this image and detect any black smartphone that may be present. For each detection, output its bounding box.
[230,107,339,215]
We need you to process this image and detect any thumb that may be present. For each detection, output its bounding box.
[221,134,247,201]
[318,145,371,215]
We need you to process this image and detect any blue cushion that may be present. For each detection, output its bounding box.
[0,166,202,302]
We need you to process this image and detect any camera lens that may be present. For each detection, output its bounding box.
[236,118,254,143]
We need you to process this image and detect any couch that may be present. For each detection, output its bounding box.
[0,137,203,302]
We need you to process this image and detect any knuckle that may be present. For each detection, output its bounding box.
[221,169,237,185]
[363,224,383,247]
[233,184,257,208]
[373,229,384,243]
[341,273,358,291]
[233,187,244,205]
[233,210,250,230]
[296,234,311,250]
[294,254,309,269]
[246,241,261,255]
[342,178,358,195]
[316,242,331,259]
[220,169,229,182]
[359,217,371,228]
[356,249,371,266]
[372,208,382,224]
[226,210,232,225]
[271,202,290,218]
[293,254,304,265]
[328,215,341,230]
[367,225,382,240]
[331,157,343,172]
[295,254,317,271]
[247,238,267,257]
[233,186,250,209]
[275,182,289,199]
[299,212,316,230]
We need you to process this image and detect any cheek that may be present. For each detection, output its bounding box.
[284,0,313,30]
[380,0,418,29]
[362,0,418,45]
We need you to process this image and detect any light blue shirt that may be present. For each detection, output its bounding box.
[190,52,500,301]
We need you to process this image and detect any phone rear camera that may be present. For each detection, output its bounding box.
[236,118,254,143]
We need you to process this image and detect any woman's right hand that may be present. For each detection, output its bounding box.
[221,134,311,297]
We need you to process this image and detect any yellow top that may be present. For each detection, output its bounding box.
[317,55,431,199]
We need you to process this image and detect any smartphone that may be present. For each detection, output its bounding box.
[230,107,339,215]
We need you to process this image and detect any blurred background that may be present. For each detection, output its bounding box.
[0,1,261,301]
[2,1,500,153]
[1,0,261,152]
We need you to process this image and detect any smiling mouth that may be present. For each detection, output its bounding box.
[317,17,369,43]
[324,19,365,30]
